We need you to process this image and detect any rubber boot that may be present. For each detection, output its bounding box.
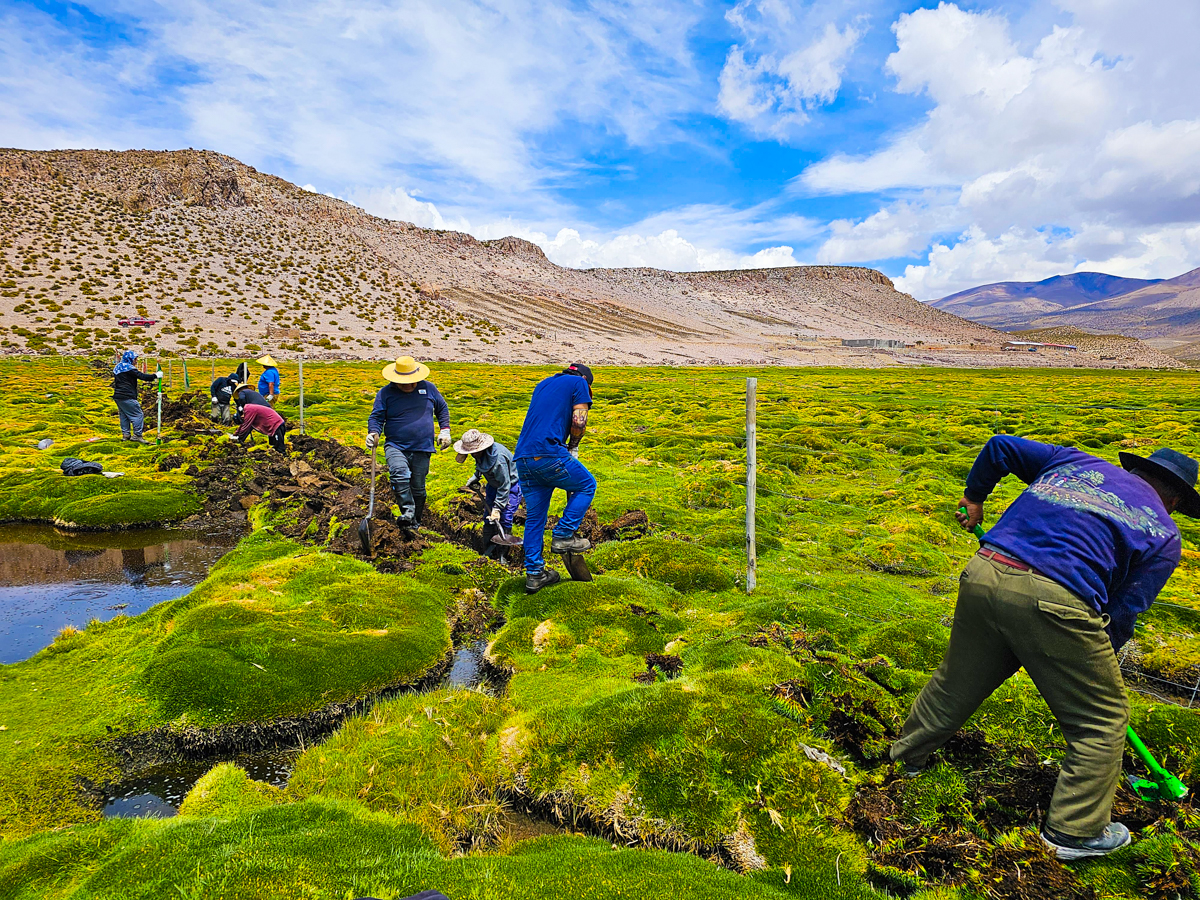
[414,496,426,527]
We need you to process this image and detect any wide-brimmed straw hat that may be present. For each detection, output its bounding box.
[1120,448,1200,518]
[454,428,494,463]
[257,355,279,368]
[382,355,430,384]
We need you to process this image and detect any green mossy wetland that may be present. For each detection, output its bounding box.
[3,358,1200,899]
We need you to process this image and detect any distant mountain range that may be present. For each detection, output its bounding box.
[931,269,1200,338]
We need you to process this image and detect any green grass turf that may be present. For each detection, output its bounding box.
[4,358,1200,898]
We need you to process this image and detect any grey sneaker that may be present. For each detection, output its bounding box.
[551,535,591,554]
[899,762,926,778]
[1041,823,1131,860]
[525,568,561,594]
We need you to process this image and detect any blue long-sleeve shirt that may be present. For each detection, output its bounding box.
[367,381,450,453]
[966,435,1181,648]
[473,442,516,511]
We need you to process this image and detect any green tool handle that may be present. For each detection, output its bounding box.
[958,506,986,540]
[1127,725,1171,779]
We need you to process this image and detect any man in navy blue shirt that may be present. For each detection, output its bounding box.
[514,364,595,593]
[890,435,1199,861]
[365,356,452,531]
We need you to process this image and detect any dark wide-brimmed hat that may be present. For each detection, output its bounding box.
[1119,448,1200,518]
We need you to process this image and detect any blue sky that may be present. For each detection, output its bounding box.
[4,0,1200,298]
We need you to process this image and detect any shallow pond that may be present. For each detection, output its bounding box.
[102,640,498,818]
[0,523,239,664]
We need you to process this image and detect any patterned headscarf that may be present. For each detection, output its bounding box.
[113,350,139,375]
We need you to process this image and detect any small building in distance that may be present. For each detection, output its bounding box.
[1001,340,1078,352]
[841,338,907,349]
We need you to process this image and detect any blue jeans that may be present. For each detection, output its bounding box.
[485,478,523,528]
[384,444,431,524]
[116,398,145,439]
[516,454,597,574]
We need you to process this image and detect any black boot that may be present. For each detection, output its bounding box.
[413,496,426,527]
[525,568,561,594]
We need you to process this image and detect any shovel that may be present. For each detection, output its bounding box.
[359,446,377,556]
[958,506,1188,802]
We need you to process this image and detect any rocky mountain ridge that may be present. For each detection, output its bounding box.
[0,148,1173,367]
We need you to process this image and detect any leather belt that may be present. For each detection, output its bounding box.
[977,547,1035,573]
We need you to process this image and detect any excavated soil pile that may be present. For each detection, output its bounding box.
[842,729,1196,898]
[137,388,208,424]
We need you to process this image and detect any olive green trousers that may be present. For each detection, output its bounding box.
[890,553,1130,837]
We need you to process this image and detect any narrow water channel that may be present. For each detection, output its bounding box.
[0,523,239,664]
[101,640,499,818]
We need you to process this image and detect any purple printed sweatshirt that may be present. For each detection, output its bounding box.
[965,435,1180,649]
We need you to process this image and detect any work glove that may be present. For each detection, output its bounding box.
[465,473,481,490]
[365,432,379,452]
[568,447,579,459]
[437,428,452,450]
[226,433,239,442]
[486,509,502,525]
[155,371,163,380]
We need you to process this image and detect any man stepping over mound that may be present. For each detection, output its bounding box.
[890,436,1198,861]
[209,369,241,424]
[366,356,452,534]
[514,363,596,593]
[455,428,523,559]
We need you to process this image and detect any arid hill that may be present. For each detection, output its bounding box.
[0,148,1173,368]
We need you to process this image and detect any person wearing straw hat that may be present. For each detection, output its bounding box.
[454,428,523,557]
[256,355,281,407]
[231,381,270,417]
[366,356,452,532]
[891,435,1199,861]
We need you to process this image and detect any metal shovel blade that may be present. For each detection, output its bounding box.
[560,551,592,582]
[359,446,377,557]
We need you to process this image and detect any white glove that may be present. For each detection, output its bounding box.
[438,428,452,450]
[486,509,501,524]
[226,433,239,442]
[155,371,164,380]
[569,447,579,459]
[365,432,379,452]
[465,473,481,489]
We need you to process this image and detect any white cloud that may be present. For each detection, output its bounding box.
[718,1,862,135]
[797,1,1200,298]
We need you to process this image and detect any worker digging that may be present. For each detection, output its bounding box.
[514,363,597,593]
[365,356,452,536]
[209,368,242,424]
[257,354,281,407]
[111,349,161,444]
[890,434,1199,861]
[454,427,523,559]
[228,400,288,453]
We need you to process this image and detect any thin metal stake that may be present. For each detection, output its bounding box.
[746,376,757,593]
[298,355,305,435]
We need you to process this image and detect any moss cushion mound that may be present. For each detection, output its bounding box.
[0,471,199,528]
[589,536,736,592]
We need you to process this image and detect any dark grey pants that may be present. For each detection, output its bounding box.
[384,445,431,525]
[116,398,145,439]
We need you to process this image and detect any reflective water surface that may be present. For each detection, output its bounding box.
[0,523,238,664]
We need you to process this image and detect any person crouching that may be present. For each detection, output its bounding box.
[455,428,522,558]
[230,403,288,453]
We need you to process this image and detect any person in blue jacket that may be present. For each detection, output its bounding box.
[514,363,595,593]
[365,356,451,531]
[256,355,281,406]
[890,435,1199,861]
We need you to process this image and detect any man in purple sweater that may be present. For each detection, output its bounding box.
[890,436,1199,860]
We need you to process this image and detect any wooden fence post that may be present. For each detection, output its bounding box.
[746,377,757,593]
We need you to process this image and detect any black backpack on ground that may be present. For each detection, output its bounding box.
[61,458,104,477]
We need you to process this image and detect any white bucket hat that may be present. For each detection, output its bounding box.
[453,428,494,463]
